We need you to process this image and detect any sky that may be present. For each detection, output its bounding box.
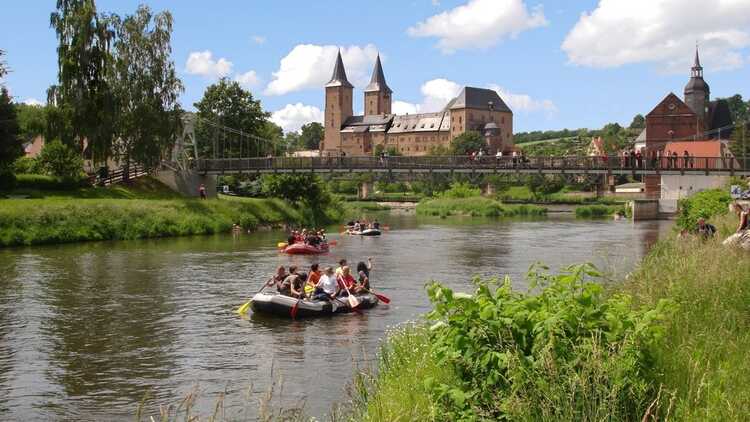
[1,0,749,134]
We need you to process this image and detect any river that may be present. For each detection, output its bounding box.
[0,212,671,420]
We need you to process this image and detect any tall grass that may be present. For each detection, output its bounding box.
[416,196,547,217]
[622,215,750,421]
[575,204,630,218]
[0,197,312,247]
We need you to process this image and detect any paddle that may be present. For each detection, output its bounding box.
[340,279,360,309]
[333,295,362,315]
[290,297,302,319]
[236,284,267,315]
[364,288,391,304]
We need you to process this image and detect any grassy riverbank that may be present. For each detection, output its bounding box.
[416,196,547,218]
[353,212,749,420]
[0,178,342,247]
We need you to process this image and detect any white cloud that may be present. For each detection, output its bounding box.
[265,44,379,96]
[235,70,260,88]
[408,0,547,53]
[395,78,555,115]
[251,35,266,45]
[271,103,323,133]
[392,101,421,115]
[562,0,750,72]
[487,84,557,113]
[185,50,233,78]
[23,98,44,106]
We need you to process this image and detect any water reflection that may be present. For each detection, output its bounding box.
[0,213,671,420]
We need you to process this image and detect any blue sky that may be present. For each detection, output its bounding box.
[1,0,748,133]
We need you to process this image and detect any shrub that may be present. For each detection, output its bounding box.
[675,189,731,231]
[12,156,42,174]
[14,174,87,190]
[575,204,629,218]
[37,139,84,179]
[438,181,481,199]
[423,264,673,420]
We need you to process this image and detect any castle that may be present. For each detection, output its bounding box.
[320,51,514,156]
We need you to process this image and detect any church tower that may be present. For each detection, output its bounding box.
[364,54,392,116]
[323,50,353,154]
[684,47,710,125]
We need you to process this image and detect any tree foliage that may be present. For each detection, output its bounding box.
[15,103,47,142]
[110,5,183,169]
[298,122,324,150]
[722,94,749,124]
[37,139,84,179]
[629,113,645,129]
[49,0,117,158]
[450,132,485,155]
[194,79,270,158]
[0,88,22,187]
[729,122,749,158]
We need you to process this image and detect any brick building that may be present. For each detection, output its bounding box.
[641,49,734,195]
[321,51,514,156]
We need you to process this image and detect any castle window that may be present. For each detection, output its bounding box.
[459,116,462,123]
[421,124,425,128]
[430,123,434,128]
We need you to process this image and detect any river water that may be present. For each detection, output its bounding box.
[0,212,671,420]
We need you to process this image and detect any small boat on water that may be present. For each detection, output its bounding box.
[250,292,379,318]
[282,242,330,255]
[347,228,382,236]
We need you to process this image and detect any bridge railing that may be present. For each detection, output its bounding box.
[195,155,749,173]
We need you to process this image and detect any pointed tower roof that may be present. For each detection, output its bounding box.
[326,50,353,88]
[364,54,392,93]
[685,46,709,93]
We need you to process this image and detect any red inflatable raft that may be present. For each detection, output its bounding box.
[282,242,330,255]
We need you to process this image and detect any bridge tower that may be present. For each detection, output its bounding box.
[322,50,353,156]
[364,54,392,116]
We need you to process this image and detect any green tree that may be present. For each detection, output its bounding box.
[0,88,22,188]
[49,0,117,160]
[37,139,84,179]
[110,5,183,170]
[194,79,269,158]
[629,114,645,129]
[723,94,748,124]
[298,122,324,150]
[258,121,285,155]
[729,123,748,158]
[15,103,47,142]
[450,132,485,155]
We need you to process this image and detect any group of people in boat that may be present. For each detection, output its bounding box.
[264,258,374,302]
[287,228,327,247]
[346,219,380,232]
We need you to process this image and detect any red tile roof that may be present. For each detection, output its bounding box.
[663,140,725,157]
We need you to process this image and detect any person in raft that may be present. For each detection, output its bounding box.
[278,266,307,299]
[336,266,357,296]
[353,258,373,294]
[335,259,348,278]
[265,266,288,291]
[722,202,750,250]
[312,267,340,301]
[372,220,380,230]
[305,263,322,297]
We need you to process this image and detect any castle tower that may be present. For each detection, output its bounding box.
[323,50,353,154]
[684,47,710,125]
[364,54,392,116]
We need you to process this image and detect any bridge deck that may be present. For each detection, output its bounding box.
[195,156,750,176]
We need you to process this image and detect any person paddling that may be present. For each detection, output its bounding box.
[265,266,288,291]
[306,263,322,297]
[313,267,339,301]
[354,259,373,294]
[336,266,356,297]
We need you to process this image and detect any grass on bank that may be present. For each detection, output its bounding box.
[416,196,547,218]
[575,204,630,219]
[621,215,750,421]
[496,185,623,205]
[3,175,182,200]
[0,196,311,247]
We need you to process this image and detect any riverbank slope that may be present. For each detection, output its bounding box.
[352,211,749,420]
[0,178,342,247]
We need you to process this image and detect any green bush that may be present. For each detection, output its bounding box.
[438,181,481,199]
[675,189,731,231]
[575,204,628,218]
[417,196,546,217]
[422,264,672,420]
[37,139,84,179]
[14,174,87,191]
[12,156,42,174]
